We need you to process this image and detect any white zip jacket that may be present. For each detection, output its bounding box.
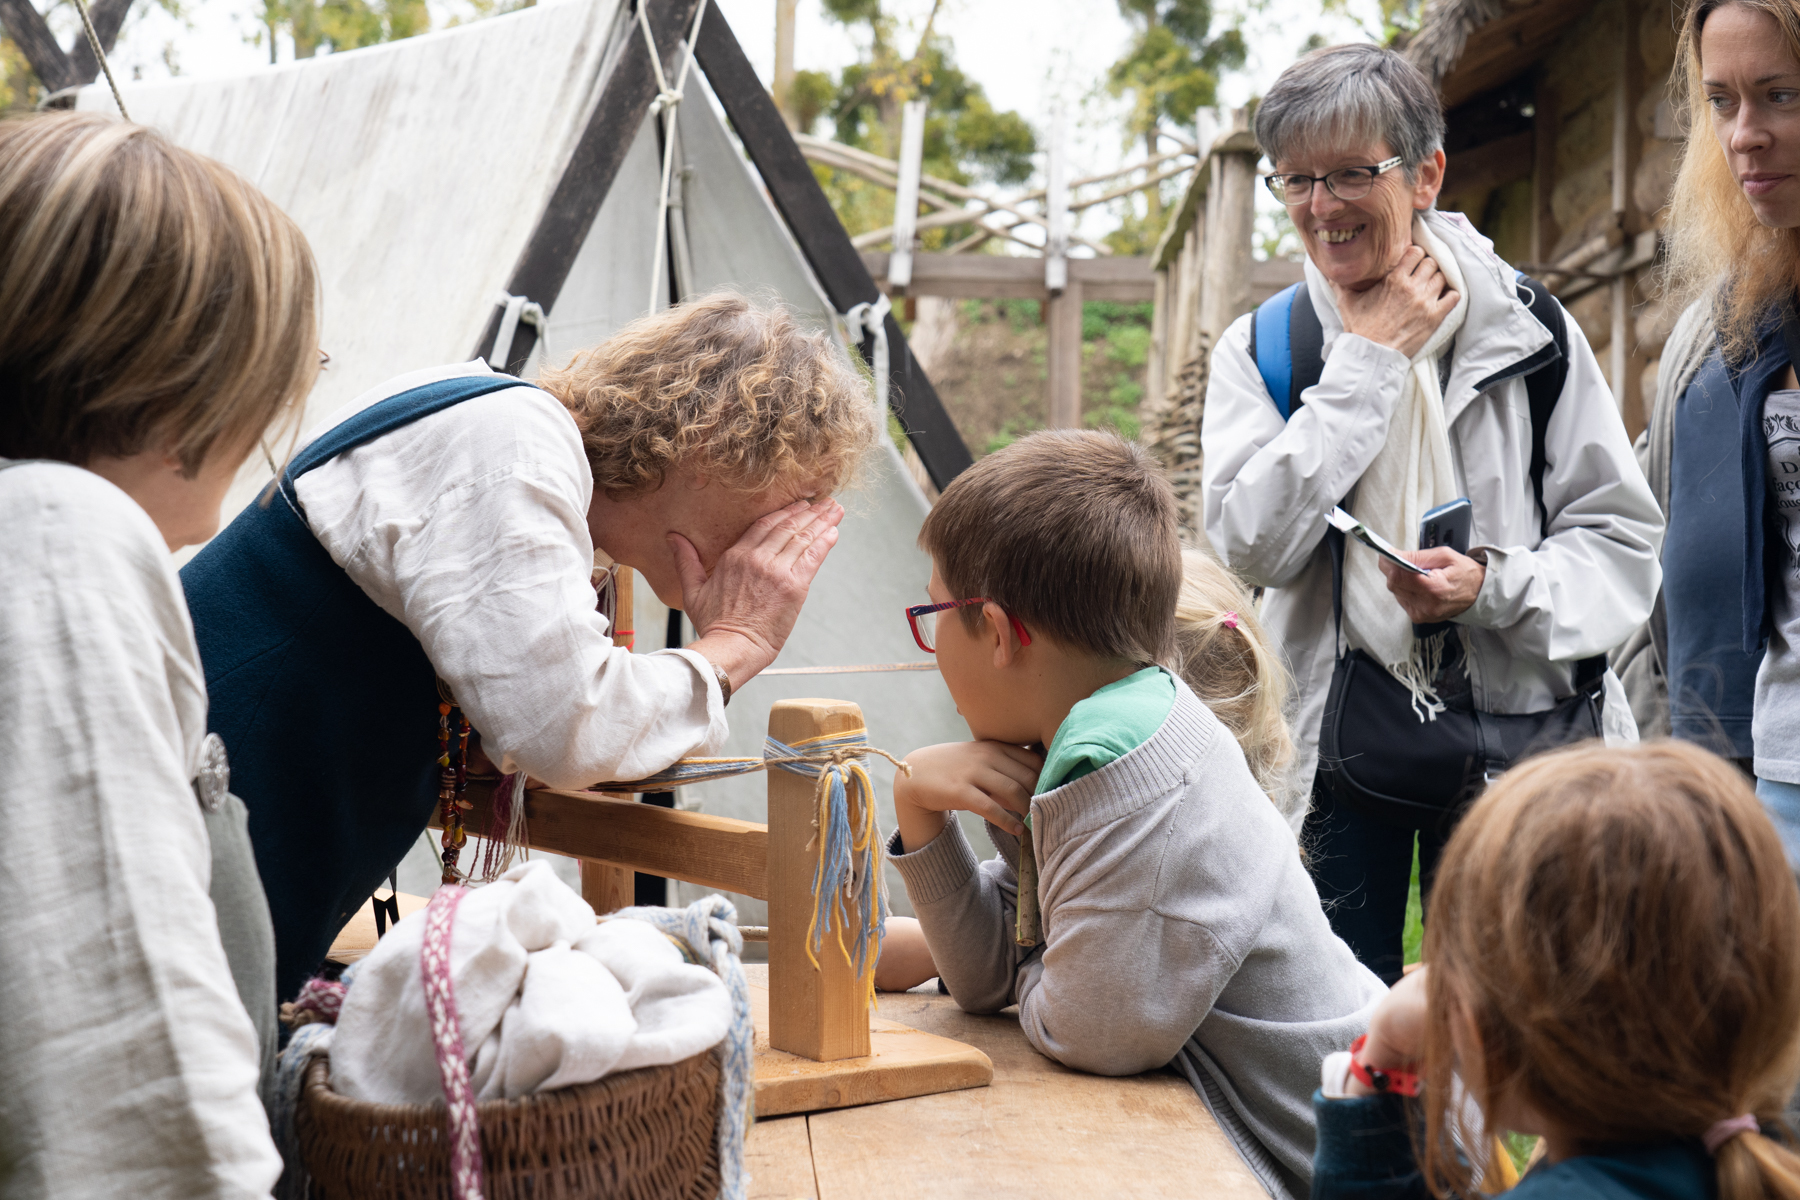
[1202,210,1665,814]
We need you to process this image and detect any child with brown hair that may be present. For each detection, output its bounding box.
[1317,739,1800,1200]
[885,429,1383,1199]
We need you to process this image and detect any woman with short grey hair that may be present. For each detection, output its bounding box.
[1202,43,1663,983]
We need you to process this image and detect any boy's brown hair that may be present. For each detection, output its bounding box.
[0,112,318,472]
[1420,740,1800,1200]
[920,430,1179,666]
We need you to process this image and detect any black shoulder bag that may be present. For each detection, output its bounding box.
[1303,276,1607,828]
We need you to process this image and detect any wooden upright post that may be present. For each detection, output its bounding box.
[1046,279,1085,429]
[1198,110,1256,346]
[582,566,638,916]
[768,697,872,1061]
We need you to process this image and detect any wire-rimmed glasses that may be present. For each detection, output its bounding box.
[1264,156,1404,206]
[905,598,1032,653]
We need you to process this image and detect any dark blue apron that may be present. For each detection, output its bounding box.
[182,375,529,1004]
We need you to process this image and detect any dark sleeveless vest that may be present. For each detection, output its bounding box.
[182,375,527,1004]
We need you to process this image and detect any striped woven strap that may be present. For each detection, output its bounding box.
[421,885,484,1200]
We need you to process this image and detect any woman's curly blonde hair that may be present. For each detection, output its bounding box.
[536,292,880,497]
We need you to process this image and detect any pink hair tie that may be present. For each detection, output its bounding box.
[1704,1114,1760,1153]
[1221,611,1240,630]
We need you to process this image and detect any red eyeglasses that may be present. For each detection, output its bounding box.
[905,598,1032,654]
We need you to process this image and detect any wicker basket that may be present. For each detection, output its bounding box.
[297,1051,721,1199]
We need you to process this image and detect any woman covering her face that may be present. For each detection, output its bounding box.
[0,112,321,1198]
[180,291,879,1007]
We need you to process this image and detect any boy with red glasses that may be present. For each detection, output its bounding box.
[884,430,1382,1199]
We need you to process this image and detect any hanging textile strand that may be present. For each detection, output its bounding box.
[636,0,711,313]
[591,730,906,1005]
[70,0,129,120]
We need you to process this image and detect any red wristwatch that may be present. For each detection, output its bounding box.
[1349,1034,1423,1097]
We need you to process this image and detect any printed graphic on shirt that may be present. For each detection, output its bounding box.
[1765,391,1800,585]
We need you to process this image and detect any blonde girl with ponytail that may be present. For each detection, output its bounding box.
[1313,739,1800,1200]
[1172,549,1302,830]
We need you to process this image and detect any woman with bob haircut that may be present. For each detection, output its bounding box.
[0,112,318,1197]
[1311,739,1800,1200]
[1647,0,1800,872]
[1202,43,1662,983]
[181,291,881,1006]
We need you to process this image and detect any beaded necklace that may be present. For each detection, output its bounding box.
[436,699,472,885]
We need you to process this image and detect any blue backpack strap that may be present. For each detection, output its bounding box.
[1250,282,1324,421]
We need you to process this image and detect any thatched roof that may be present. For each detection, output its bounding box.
[1405,0,1596,109]
[1406,0,1509,85]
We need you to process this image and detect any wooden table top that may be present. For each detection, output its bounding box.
[743,966,1265,1200]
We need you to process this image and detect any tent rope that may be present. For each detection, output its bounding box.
[842,294,891,413]
[488,290,548,371]
[636,0,711,314]
[72,0,129,120]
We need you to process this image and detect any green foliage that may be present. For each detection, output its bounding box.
[1108,0,1247,139]
[1403,838,1422,966]
[1104,0,1245,254]
[803,2,1037,243]
[253,0,467,60]
[1081,300,1153,342]
[1317,0,1422,45]
[0,36,38,110]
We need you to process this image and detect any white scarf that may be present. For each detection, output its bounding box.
[1316,215,1469,718]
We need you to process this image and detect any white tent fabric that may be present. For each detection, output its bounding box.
[78,0,974,924]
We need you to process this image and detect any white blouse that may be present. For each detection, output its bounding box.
[0,461,280,1199]
[293,360,727,788]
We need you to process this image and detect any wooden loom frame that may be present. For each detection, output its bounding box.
[440,693,994,1115]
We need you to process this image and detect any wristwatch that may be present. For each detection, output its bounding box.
[707,658,733,707]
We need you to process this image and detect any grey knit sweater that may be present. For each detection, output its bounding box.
[889,681,1386,1199]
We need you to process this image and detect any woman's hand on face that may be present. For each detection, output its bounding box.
[1332,244,1460,360]
[673,497,845,685]
[1380,545,1484,622]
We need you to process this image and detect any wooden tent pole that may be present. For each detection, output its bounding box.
[472,0,703,373]
[767,697,872,1061]
[581,567,638,915]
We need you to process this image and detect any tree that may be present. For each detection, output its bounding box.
[1105,0,1244,249]
[249,0,431,62]
[800,0,1036,243]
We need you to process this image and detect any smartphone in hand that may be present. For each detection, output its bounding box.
[1420,498,1473,557]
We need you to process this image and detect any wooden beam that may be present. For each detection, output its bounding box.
[473,0,703,372]
[693,11,974,489]
[1046,279,1085,429]
[1441,131,1534,201]
[0,0,74,91]
[451,781,770,899]
[859,252,1301,306]
[767,699,870,1062]
[1435,0,1593,110]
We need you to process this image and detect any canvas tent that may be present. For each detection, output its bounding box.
[76,0,981,928]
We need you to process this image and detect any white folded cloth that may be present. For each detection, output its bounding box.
[330,860,729,1104]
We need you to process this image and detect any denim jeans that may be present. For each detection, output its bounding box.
[1756,777,1800,873]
